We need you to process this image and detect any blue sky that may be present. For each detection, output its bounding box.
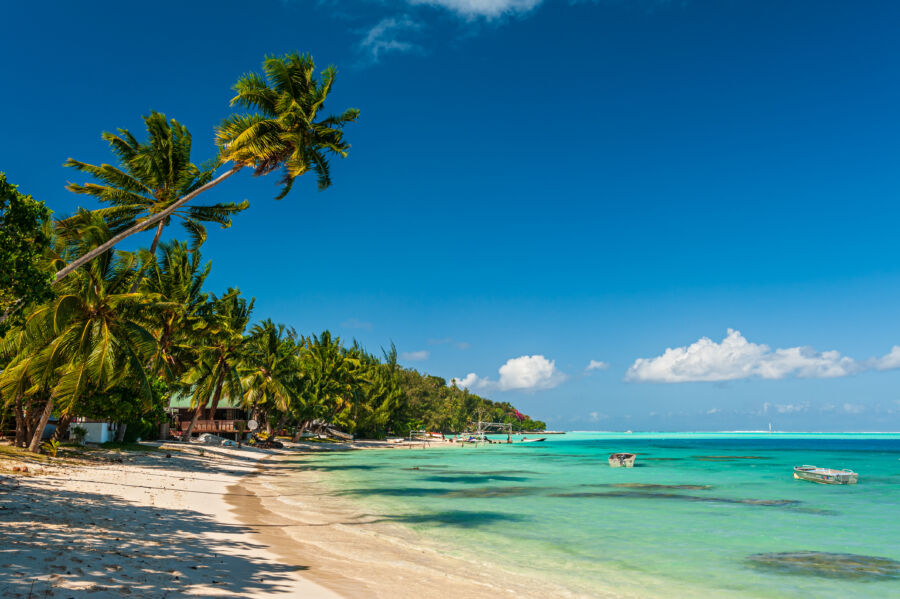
[4,0,900,430]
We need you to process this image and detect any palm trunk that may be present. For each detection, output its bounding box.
[273,412,289,438]
[28,398,54,453]
[53,165,243,284]
[292,421,309,442]
[52,413,73,442]
[114,423,127,442]
[128,220,166,293]
[182,373,225,441]
[14,395,25,448]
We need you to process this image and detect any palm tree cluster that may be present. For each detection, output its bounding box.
[0,51,543,453]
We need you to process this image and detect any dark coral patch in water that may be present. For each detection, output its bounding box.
[425,475,530,484]
[691,455,769,460]
[746,552,900,580]
[611,483,713,490]
[550,490,800,508]
[444,486,548,498]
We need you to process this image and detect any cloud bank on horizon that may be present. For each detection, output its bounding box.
[452,354,566,391]
[626,329,900,383]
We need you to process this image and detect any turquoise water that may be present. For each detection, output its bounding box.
[294,433,900,597]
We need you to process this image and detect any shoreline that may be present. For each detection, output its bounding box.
[0,443,342,598]
[229,450,601,599]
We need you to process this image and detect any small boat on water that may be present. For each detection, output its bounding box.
[518,437,546,443]
[793,465,858,485]
[609,453,636,468]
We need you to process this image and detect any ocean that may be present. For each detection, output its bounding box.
[265,433,900,597]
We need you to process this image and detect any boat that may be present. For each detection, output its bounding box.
[518,437,546,443]
[609,453,636,467]
[793,465,858,485]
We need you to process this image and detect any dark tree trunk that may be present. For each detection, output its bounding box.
[14,395,25,448]
[28,398,54,453]
[114,422,127,442]
[292,420,311,442]
[272,412,289,438]
[182,372,224,441]
[52,413,73,442]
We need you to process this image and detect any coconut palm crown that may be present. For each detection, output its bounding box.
[64,111,249,252]
[216,52,360,199]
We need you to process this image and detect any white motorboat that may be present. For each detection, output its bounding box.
[793,465,858,485]
[609,453,636,468]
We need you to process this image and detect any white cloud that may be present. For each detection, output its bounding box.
[585,359,609,372]
[450,372,482,389]
[588,411,608,422]
[706,408,720,415]
[626,329,859,383]
[451,354,566,392]
[408,0,542,18]
[400,350,429,361]
[870,345,900,371]
[498,355,564,390]
[843,403,865,414]
[360,15,422,60]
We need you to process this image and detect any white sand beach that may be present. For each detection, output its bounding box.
[0,444,342,598]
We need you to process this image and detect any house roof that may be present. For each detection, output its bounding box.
[167,391,244,410]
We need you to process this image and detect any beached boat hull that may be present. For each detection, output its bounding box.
[609,453,636,468]
[793,466,858,484]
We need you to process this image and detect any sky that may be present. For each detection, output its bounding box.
[3,0,900,431]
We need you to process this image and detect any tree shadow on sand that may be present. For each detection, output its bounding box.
[0,480,309,599]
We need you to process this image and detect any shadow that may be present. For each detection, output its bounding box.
[340,485,552,499]
[422,475,531,484]
[0,477,310,598]
[377,510,527,528]
[547,490,833,513]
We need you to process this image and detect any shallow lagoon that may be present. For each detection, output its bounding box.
[284,433,900,598]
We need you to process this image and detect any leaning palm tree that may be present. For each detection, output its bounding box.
[62,112,248,291]
[65,112,248,253]
[49,52,358,287]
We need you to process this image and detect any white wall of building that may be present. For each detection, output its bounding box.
[72,422,116,444]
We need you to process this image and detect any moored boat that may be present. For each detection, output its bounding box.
[609,453,636,467]
[793,465,858,485]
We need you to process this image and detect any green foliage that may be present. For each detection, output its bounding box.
[41,439,60,457]
[71,426,88,443]
[397,369,546,433]
[217,52,359,198]
[63,111,248,253]
[0,173,53,332]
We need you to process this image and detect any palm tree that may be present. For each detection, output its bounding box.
[240,319,301,435]
[48,52,358,288]
[0,212,158,452]
[140,241,212,380]
[180,289,252,440]
[63,112,248,291]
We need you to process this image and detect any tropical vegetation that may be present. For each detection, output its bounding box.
[0,51,544,454]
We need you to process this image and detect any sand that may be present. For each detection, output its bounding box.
[0,443,342,598]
